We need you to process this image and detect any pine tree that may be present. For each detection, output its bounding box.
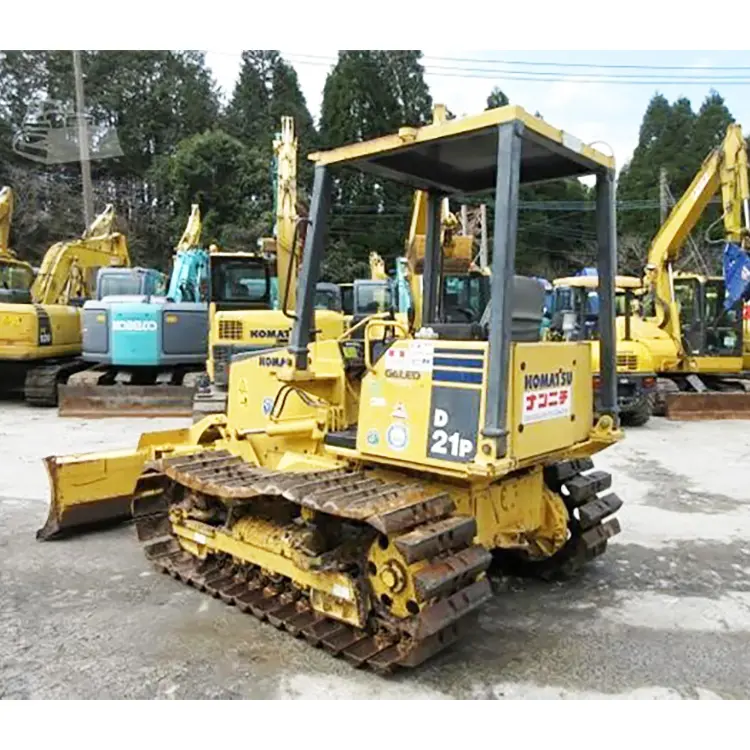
[318,51,432,281]
[486,87,509,109]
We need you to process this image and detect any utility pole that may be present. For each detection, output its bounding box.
[479,203,488,267]
[73,50,93,227]
[659,167,668,225]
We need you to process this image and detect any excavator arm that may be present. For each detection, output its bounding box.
[645,123,750,345]
[30,204,130,305]
[0,185,13,255]
[272,116,298,313]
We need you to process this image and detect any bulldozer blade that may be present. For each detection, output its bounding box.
[664,392,750,420]
[37,426,194,541]
[57,384,197,418]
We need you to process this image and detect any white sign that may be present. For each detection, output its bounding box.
[522,386,572,424]
[385,341,433,373]
[112,320,158,332]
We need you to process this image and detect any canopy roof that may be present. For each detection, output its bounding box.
[309,105,615,196]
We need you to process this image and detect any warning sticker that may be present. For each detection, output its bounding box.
[522,386,571,424]
[385,341,433,373]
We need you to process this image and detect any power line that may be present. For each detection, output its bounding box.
[203,50,750,85]
[286,53,750,82]
[419,54,750,72]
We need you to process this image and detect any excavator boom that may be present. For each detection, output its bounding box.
[642,123,750,419]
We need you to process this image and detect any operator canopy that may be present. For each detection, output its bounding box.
[309,105,615,193]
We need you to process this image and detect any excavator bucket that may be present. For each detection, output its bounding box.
[664,392,750,420]
[57,384,197,418]
[36,425,196,540]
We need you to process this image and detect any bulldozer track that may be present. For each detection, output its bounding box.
[132,450,494,673]
[130,451,620,671]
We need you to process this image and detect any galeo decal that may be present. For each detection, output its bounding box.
[249,328,290,340]
[522,369,573,424]
[259,355,292,367]
[385,368,421,380]
[112,319,158,332]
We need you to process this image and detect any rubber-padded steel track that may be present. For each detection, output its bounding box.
[132,450,493,673]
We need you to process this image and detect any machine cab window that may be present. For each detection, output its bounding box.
[210,255,271,310]
[441,274,489,322]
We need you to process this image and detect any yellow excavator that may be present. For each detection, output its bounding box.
[0,187,36,306]
[549,274,657,426]
[192,116,346,419]
[633,123,750,418]
[39,105,624,672]
[0,192,131,405]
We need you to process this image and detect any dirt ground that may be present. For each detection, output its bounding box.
[2,402,749,699]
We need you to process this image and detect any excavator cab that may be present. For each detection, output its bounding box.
[674,276,743,358]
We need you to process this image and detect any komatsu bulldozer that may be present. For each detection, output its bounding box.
[39,106,625,672]
[0,193,131,405]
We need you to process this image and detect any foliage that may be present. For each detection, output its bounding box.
[0,51,743,283]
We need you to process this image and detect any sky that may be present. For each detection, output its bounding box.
[203,49,750,175]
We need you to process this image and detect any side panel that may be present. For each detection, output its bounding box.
[110,303,160,366]
[81,304,110,355]
[161,303,208,358]
[508,342,592,461]
[357,340,486,469]
[0,303,81,360]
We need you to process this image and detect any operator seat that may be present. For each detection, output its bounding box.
[427,275,545,342]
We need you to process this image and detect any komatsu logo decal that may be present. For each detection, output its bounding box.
[259,355,292,367]
[523,369,573,390]
[113,320,158,332]
[522,369,573,424]
[249,328,290,340]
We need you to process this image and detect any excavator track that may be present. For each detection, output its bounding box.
[132,450,493,673]
[24,359,89,407]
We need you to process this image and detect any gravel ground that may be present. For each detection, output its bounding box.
[2,402,750,699]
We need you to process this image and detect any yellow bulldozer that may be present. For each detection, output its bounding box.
[38,105,625,672]
[0,188,131,405]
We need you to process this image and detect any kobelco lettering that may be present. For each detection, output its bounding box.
[112,320,158,332]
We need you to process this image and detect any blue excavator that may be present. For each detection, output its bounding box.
[57,206,210,417]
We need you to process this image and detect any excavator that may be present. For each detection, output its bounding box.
[549,273,657,426]
[0,187,36,307]
[193,116,347,420]
[0,192,131,405]
[57,205,211,418]
[39,104,624,672]
[633,123,750,418]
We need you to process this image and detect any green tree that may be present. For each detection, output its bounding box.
[224,50,317,189]
[319,50,432,281]
[486,87,509,109]
[150,129,272,263]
